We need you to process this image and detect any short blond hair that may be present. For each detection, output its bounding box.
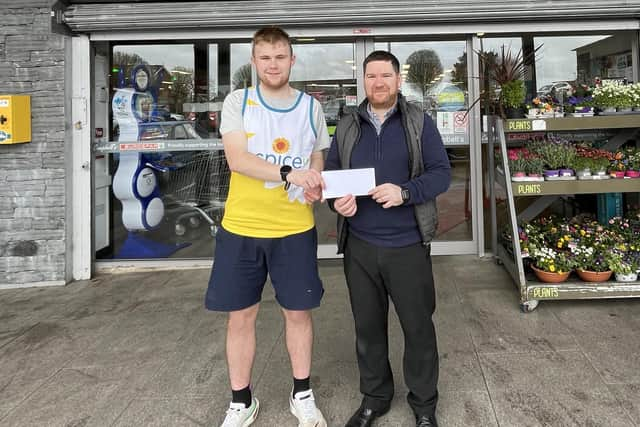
[252,26,293,56]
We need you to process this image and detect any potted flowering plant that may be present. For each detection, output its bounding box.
[608,252,638,282]
[565,84,594,116]
[570,244,614,281]
[501,79,526,117]
[592,156,612,176]
[572,156,594,178]
[525,155,545,178]
[507,148,528,178]
[575,145,614,177]
[624,148,640,177]
[593,80,633,112]
[609,151,627,178]
[527,95,557,117]
[529,139,577,177]
[531,246,574,282]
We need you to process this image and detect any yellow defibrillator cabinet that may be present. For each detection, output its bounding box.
[0,95,31,144]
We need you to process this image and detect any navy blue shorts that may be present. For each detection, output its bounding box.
[205,226,324,311]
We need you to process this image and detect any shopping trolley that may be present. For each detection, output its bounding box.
[150,150,230,236]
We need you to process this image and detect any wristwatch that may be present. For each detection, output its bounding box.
[280,165,292,190]
[401,187,411,204]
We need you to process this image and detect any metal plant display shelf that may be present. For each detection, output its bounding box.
[489,116,640,312]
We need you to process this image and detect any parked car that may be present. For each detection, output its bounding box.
[536,81,574,98]
[138,120,201,140]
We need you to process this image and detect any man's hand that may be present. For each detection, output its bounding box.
[303,186,323,204]
[334,194,357,217]
[287,168,324,191]
[369,183,403,209]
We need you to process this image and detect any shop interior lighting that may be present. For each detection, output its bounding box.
[171,70,192,75]
[297,38,316,42]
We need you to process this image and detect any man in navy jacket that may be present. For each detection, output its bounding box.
[325,50,451,427]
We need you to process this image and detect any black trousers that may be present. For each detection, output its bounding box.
[344,234,439,417]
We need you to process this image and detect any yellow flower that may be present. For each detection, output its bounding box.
[557,241,563,248]
[549,265,556,272]
[580,230,586,236]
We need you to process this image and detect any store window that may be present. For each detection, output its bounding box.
[97,42,231,261]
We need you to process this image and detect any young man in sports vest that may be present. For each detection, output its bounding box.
[205,26,330,427]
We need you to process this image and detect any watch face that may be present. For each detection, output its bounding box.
[134,68,149,91]
[401,188,410,202]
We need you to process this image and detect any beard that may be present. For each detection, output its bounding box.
[259,70,291,92]
[368,92,397,110]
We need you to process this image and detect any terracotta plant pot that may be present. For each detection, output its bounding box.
[531,265,570,283]
[576,269,613,282]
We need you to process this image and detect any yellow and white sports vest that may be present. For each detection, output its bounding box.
[222,86,318,238]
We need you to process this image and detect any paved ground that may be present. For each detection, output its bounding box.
[1,255,639,426]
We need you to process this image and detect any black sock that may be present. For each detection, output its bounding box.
[231,385,252,408]
[293,376,310,396]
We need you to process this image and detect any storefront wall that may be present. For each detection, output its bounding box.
[1,1,639,287]
[0,2,70,288]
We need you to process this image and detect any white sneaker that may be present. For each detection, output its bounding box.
[220,397,259,427]
[289,389,327,427]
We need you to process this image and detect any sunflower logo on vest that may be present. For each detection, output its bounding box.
[272,137,290,154]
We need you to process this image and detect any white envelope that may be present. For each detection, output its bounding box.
[322,168,376,199]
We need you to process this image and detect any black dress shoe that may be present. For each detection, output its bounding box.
[416,414,438,427]
[345,405,390,427]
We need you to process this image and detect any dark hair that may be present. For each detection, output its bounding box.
[252,26,293,56]
[363,50,400,74]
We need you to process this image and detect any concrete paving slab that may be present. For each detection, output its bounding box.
[140,304,283,400]
[0,366,137,427]
[480,351,635,426]
[68,310,196,370]
[551,299,640,338]
[112,397,216,427]
[460,289,580,354]
[436,256,513,291]
[437,390,499,426]
[0,312,122,418]
[575,334,640,385]
[609,383,640,426]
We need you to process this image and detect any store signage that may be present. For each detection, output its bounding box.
[507,120,532,131]
[437,85,465,111]
[515,184,541,195]
[119,142,164,151]
[353,28,372,34]
[531,287,559,299]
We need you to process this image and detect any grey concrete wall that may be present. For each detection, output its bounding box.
[0,1,68,286]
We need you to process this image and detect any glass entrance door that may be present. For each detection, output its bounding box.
[287,40,361,258]
[375,40,477,254]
